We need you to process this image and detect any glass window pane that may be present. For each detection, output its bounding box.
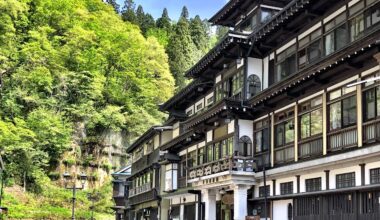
[330,102,342,130]
[349,1,364,16]
[255,131,263,153]
[343,96,357,126]
[325,32,335,55]
[365,89,376,120]
[285,120,295,143]
[263,128,270,151]
[336,25,347,51]
[300,114,311,139]
[329,89,342,100]
[311,109,323,136]
[350,14,365,41]
[275,124,285,147]
[308,39,322,62]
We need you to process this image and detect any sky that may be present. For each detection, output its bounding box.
[116,0,228,20]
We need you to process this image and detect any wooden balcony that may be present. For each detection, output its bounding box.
[188,156,255,179]
[328,126,357,151]
[298,135,323,159]
[128,183,152,198]
[128,190,157,206]
[363,119,380,144]
[275,144,294,164]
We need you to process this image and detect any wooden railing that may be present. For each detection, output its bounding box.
[128,182,152,198]
[363,119,380,144]
[275,144,294,164]
[188,156,255,179]
[298,135,323,159]
[328,126,357,151]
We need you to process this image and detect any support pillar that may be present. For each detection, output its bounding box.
[233,185,250,220]
[159,199,170,220]
[180,204,185,220]
[203,189,216,220]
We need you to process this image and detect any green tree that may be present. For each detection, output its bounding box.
[167,17,198,90]
[156,8,171,31]
[141,13,156,35]
[121,0,137,24]
[136,5,145,27]
[190,15,209,53]
[180,6,189,19]
[105,0,120,13]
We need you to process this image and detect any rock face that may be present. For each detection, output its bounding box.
[57,122,129,189]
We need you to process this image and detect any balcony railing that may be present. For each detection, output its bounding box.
[363,119,380,144]
[328,126,357,151]
[275,144,294,164]
[298,135,323,159]
[128,183,152,198]
[188,156,255,179]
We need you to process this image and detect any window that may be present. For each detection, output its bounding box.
[324,13,347,56]
[238,136,252,156]
[220,139,228,157]
[275,109,295,147]
[231,69,244,97]
[299,96,323,139]
[298,28,322,68]
[276,45,296,83]
[336,172,356,189]
[365,2,380,28]
[196,103,203,112]
[349,4,365,41]
[261,8,278,23]
[215,83,224,102]
[145,140,154,154]
[329,86,357,130]
[207,144,213,162]
[197,147,205,165]
[247,74,261,98]
[165,163,178,191]
[186,109,193,117]
[305,177,322,192]
[240,13,258,32]
[280,181,293,195]
[370,168,380,184]
[179,156,186,178]
[207,96,214,107]
[187,150,197,168]
[259,185,270,197]
[254,119,270,153]
[364,75,380,121]
[214,142,221,160]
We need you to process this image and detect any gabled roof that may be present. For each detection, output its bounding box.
[126,126,173,153]
[209,0,246,26]
[185,31,251,78]
[112,165,132,177]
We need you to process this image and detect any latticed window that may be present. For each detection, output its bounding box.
[280,181,293,195]
[370,168,380,184]
[305,177,322,192]
[259,186,270,197]
[336,172,355,189]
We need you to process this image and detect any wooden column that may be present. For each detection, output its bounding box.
[322,91,328,155]
[272,179,276,196]
[271,113,275,167]
[357,83,363,147]
[294,103,299,162]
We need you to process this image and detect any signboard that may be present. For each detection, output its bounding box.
[221,194,234,205]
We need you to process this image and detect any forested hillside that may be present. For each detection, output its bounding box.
[0,0,174,218]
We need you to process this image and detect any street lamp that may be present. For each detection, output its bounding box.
[87,191,101,220]
[63,171,87,220]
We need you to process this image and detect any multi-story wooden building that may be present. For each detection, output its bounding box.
[122,0,380,219]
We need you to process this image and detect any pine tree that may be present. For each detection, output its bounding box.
[105,0,120,13]
[216,25,230,41]
[121,0,137,24]
[136,5,145,27]
[141,13,156,35]
[180,6,189,20]
[190,15,209,53]
[156,8,171,31]
[167,17,198,90]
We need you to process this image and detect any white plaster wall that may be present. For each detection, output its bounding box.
[365,161,380,185]
[238,119,253,141]
[228,120,235,134]
[272,199,292,220]
[207,130,213,143]
[154,134,160,149]
[161,130,173,145]
[329,165,361,189]
[216,74,222,84]
[276,176,297,195]
[299,172,325,193]
[263,56,269,89]
[186,105,194,116]
[195,98,205,113]
[206,92,214,106]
